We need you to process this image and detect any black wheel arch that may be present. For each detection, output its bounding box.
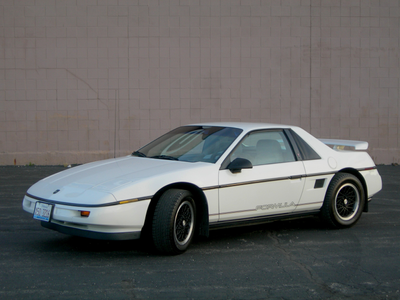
[334,168,369,212]
[141,182,209,240]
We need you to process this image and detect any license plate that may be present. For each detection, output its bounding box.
[33,202,53,222]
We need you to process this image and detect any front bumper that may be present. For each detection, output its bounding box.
[41,221,141,240]
[22,194,151,240]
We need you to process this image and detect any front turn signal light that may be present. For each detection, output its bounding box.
[80,211,90,217]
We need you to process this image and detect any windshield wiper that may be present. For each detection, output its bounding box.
[150,155,179,161]
[132,151,147,157]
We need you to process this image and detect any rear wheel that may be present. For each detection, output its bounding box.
[152,189,196,255]
[320,173,365,228]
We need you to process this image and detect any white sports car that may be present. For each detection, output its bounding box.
[23,123,382,254]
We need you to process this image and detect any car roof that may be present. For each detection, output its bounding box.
[187,122,297,132]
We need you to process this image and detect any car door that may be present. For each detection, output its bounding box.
[218,129,306,222]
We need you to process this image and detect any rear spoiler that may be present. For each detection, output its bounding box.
[319,139,368,151]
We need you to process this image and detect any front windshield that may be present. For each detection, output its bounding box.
[133,126,243,163]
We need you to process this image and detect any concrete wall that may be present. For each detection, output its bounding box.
[1,0,399,165]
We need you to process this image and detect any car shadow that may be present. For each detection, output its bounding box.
[31,216,327,256]
[31,233,153,256]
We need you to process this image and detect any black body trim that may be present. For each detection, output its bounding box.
[218,175,292,189]
[205,167,376,191]
[41,221,141,240]
[209,210,321,230]
[26,193,151,208]
[26,167,376,207]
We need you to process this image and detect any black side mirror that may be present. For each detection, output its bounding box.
[227,158,253,174]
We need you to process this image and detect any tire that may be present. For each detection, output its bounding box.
[152,189,196,255]
[320,173,365,228]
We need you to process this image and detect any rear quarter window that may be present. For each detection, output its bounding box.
[289,130,321,160]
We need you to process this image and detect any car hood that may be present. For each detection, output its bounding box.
[27,156,219,205]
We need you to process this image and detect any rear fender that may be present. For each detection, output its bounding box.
[335,168,369,212]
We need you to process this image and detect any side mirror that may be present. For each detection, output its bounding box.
[227,158,253,174]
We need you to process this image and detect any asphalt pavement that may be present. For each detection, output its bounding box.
[0,165,399,300]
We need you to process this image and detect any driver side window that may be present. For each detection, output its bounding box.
[230,130,296,166]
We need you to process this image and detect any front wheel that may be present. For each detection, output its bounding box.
[320,173,365,228]
[152,189,196,255]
